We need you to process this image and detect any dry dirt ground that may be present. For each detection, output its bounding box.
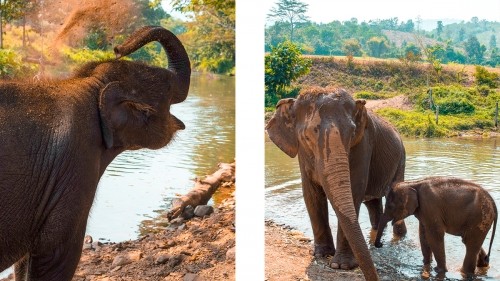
[0,194,235,281]
[265,221,411,281]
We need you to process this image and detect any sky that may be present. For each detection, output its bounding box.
[264,0,500,27]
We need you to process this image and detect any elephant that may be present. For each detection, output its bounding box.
[0,26,190,280]
[374,177,497,278]
[266,86,406,281]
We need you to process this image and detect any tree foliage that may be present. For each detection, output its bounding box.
[265,40,311,107]
[267,0,309,42]
[171,0,235,74]
[465,36,486,64]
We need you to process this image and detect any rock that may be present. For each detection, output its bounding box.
[111,251,142,267]
[183,273,203,281]
[178,223,187,231]
[181,205,195,220]
[155,254,170,265]
[84,235,93,244]
[110,266,121,272]
[194,205,214,217]
[226,246,236,261]
[168,254,184,268]
[92,241,103,250]
[170,217,185,224]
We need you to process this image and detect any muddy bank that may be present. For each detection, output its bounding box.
[0,193,235,281]
[75,193,235,281]
[265,220,415,281]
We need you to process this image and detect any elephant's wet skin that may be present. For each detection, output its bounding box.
[0,26,190,281]
[266,86,406,281]
[375,177,497,279]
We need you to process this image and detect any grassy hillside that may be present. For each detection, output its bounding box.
[292,56,500,137]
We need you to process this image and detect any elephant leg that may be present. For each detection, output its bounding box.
[424,227,447,275]
[364,198,382,230]
[462,230,488,275]
[14,254,28,281]
[392,220,407,237]
[302,179,335,257]
[476,247,489,267]
[28,242,83,281]
[419,222,433,267]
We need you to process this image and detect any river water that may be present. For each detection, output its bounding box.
[0,73,234,277]
[265,136,500,280]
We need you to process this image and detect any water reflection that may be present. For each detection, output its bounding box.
[85,73,235,242]
[265,136,500,280]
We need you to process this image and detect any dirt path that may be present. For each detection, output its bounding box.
[364,95,413,111]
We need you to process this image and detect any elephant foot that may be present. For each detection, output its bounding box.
[477,249,489,268]
[421,264,431,279]
[313,244,335,258]
[392,220,407,236]
[330,252,358,270]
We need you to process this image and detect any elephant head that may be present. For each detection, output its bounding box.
[74,26,191,152]
[374,184,418,248]
[266,87,378,280]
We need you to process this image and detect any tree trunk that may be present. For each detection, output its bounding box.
[167,162,235,220]
[0,0,3,49]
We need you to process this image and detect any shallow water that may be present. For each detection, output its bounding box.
[265,136,500,280]
[0,73,234,277]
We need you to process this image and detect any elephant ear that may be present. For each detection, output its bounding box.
[352,99,367,147]
[99,81,157,149]
[266,98,298,158]
[406,187,419,215]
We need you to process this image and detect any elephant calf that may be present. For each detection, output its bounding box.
[375,177,497,278]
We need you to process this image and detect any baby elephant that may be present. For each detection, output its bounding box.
[374,177,497,277]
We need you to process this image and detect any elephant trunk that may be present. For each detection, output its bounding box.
[374,213,391,248]
[321,130,379,281]
[114,26,191,104]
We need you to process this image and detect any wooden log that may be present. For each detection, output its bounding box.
[167,162,235,220]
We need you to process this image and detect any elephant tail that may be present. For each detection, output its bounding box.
[486,201,498,263]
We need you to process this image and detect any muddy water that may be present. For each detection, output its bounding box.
[265,136,500,280]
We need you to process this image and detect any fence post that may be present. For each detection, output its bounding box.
[435,105,439,125]
[495,102,498,128]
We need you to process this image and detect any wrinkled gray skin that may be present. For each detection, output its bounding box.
[0,26,190,281]
[266,88,406,281]
[375,177,497,278]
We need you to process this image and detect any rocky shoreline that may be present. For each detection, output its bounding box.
[0,193,235,281]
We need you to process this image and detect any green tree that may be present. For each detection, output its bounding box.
[0,0,31,48]
[172,0,235,74]
[366,36,389,57]
[267,0,309,42]
[490,35,497,50]
[342,38,362,57]
[436,21,443,40]
[458,28,466,42]
[404,44,422,61]
[265,40,311,107]
[465,35,486,64]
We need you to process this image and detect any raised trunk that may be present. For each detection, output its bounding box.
[374,213,391,248]
[321,132,379,281]
[113,26,191,104]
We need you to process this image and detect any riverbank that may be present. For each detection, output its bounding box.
[265,220,415,281]
[0,191,235,281]
[266,56,499,138]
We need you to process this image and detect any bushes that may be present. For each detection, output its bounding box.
[265,41,311,107]
[474,65,499,88]
[414,86,476,115]
[0,49,37,79]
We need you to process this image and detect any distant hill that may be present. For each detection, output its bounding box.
[382,30,439,48]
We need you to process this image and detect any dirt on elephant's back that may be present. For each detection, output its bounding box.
[73,196,235,281]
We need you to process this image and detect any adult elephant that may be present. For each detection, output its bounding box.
[0,26,190,280]
[266,87,406,281]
